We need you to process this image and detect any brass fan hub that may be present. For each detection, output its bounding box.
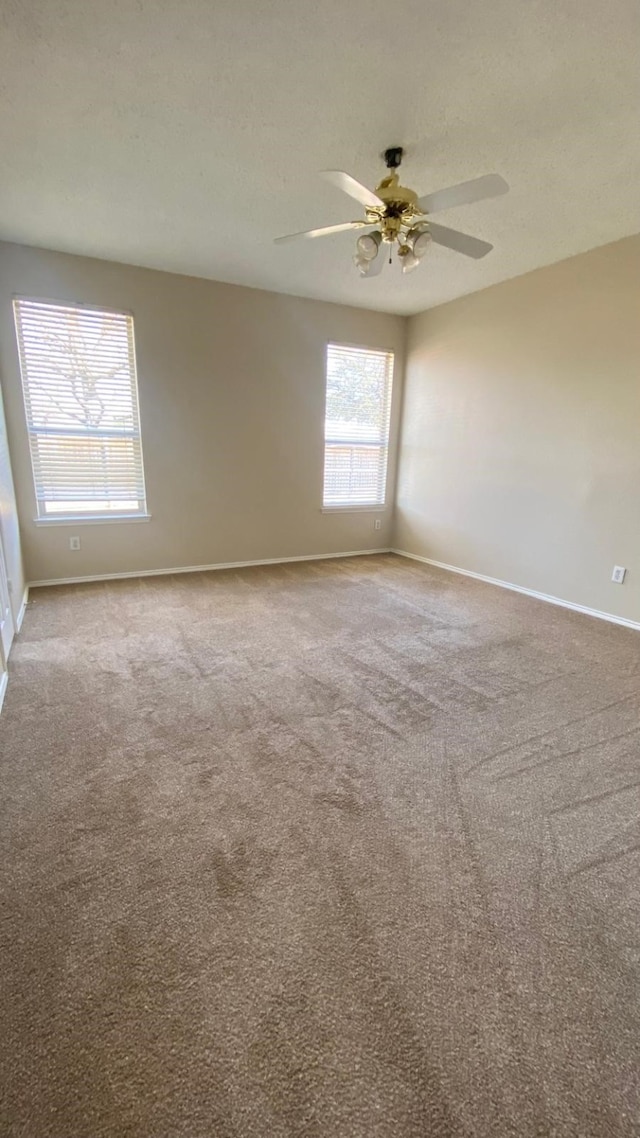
[364,172,424,237]
[374,171,419,209]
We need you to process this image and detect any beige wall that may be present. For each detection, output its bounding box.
[3,235,638,619]
[0,382,24,625]
[0,242,405,583]
[395,235,640,622]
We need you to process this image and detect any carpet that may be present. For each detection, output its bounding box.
[1,553,639,1136]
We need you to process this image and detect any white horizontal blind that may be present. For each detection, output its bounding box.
[13,299,147,519]
[323,343,394,507]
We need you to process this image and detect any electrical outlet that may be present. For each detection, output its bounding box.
[374,519,382,531]
[611,565,626,584]
[69,536,81,551]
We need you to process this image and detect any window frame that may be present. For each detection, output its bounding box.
[13,296,150,526]
[321,340,395,512]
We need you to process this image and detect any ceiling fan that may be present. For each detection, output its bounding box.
[274,147,508,277]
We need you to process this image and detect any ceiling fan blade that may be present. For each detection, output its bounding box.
[321,170,384,209]
[418,174,508,215]
[428,222,493,259]
[274,221,367,244]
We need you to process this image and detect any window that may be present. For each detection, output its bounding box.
[323,342,394,508]
[13,299,147,520]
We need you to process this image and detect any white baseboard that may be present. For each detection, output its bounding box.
[15,586,29,632]
[392,549,640,632]
[0,669,7,714]
[27,545,637,631]
[28,548,393,589]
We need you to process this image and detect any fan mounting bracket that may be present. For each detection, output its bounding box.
[383,146,404,170]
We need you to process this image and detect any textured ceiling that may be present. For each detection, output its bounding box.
[1,0,639,316]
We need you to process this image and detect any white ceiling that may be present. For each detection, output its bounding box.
[1,0,639,316]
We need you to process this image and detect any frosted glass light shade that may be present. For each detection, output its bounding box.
[356,232,382,260]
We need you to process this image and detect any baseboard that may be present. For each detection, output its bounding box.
[0,669,7,714]
[28,548,393,589]
[15,586,29,632]
[392,549,640,632]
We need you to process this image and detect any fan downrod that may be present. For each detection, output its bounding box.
[383,146,403,170]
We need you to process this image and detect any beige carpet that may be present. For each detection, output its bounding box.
[1,553,639,1137]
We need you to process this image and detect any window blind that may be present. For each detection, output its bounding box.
[13,299,147,519]
[323,343,394,507]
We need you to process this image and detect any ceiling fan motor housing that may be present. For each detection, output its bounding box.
[366,171,422,243]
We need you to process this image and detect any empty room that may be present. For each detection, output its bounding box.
[0,1,639,1135]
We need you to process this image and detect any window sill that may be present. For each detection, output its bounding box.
[321,505,387,514]
[34,513,152,526]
